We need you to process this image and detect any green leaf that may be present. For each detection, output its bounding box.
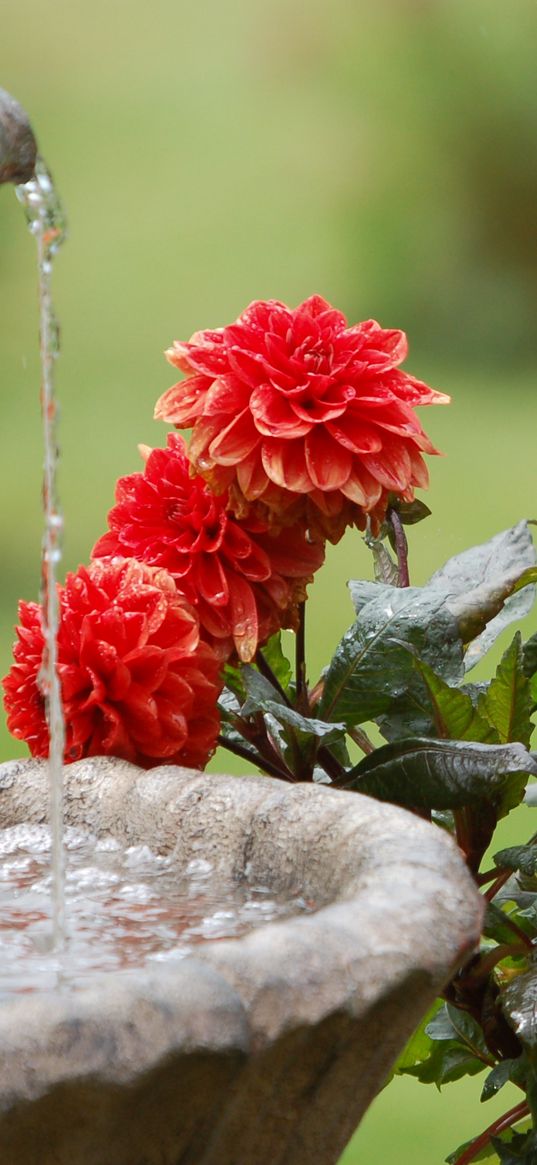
[388,999,443,1085]
[320,587,463,727]
[425,522,536,670]
[401,1040,485,1087]
[427,1004,491,1062]
[483,901,533,945]
[523,633,537,680]
[447,1124,534,1165]
[240,666,285,717]
[491,1129,537,1163]
[221,662,246,703]
[259,633,292,693]
[479,635,534,748]
[481,1059,526,1103]
[390,497,432,527]
[262,702,347,749]
[502,958,537,1052]
[446,1138,500,1164]
[412,658,498,742]
[494,846,537,878]
[346,737,537,812]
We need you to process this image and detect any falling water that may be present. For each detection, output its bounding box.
[16,157,67,951]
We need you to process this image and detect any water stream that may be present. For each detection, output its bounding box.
[16,157,67,951]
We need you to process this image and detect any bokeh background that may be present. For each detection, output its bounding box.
[1,1,537,1160]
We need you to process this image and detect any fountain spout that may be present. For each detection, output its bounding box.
[0,88,37,184]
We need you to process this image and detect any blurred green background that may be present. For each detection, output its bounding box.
[1,0,537,1160]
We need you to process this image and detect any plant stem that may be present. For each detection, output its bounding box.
[485,868,515,902]
[256,649,292,707]
[348,726,376,755]
[388,508,410,587]
[217,734,293,782]
[451,1101,529,1165]
[295,600,307,710]
[316,746,346,783]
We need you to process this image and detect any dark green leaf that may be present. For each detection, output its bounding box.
[447,1123,534,1165]
[218,687,242,721]
[483,902,532,945]
[221,662,246,702]
[259,633,292,693]
[495,846,537,878]
[401,1040,485,1087]
[446,1138,501,1164]
[346,737,537,813]
[413,658,498,742]
[320,587,463,727]
[426,1004,491,1061]
[502,958,537,1052]
[523,634,537,680]
[491,1129,537,1163]
[391,1000,443,1078]
[364,533,400,586]
[377,660,497,745]
[240,666,285,717]
[263,702,347,748]
[479,635,534,749]
[424,522,536,671]
[481,1059,526,1103]
[390,497,432,526]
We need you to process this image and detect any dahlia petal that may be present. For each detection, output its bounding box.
[326,417,383,455]
[408,444,430,489]
[362,437,412,492]
[226,346,266,388]
[228,574,259,663]
[255,527,325,578]
[340,466,383,509]
[203,374,251,417]
[261,439,314,493]
[289,382,353,425]
[236,453,270,501]
[196,553,230,606]
[305,428,353,491]
[154,375,210,425]
[387,369,451,406]
[208,409,260,465]
[250,385,312,438]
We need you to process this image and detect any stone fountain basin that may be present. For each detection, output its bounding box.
[0,756,483,1165]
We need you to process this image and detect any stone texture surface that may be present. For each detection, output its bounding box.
[0,757,484,1165]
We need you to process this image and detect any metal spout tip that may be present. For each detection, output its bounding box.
[0,88,38,185]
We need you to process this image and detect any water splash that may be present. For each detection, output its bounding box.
[16,156,67,951]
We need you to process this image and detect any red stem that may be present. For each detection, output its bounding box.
[451,1101,529,1165]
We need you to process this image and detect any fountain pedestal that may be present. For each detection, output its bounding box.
[0,757,482,1165]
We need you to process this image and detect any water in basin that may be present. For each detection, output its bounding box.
[0,823,314,995]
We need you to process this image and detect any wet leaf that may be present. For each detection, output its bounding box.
[479,635,534,748]
[491,1129,537,1163]
[481,1059,526,1103]
[494,846,537,878]
[346,738,537,813]
[320,587,463,727]
[390,497,432,526]
[391,1000,443,1079]
[411,658,498,742]
[401,1040,486,1087]
[259,633,292,693]
[523,633,537,680]
[240,665,285,717]
[262,702,347,749]
[502,958,537,1052]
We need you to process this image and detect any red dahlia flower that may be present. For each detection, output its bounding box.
[92,433,325,663]
[2,558,222,770]
[155,295,449,540]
